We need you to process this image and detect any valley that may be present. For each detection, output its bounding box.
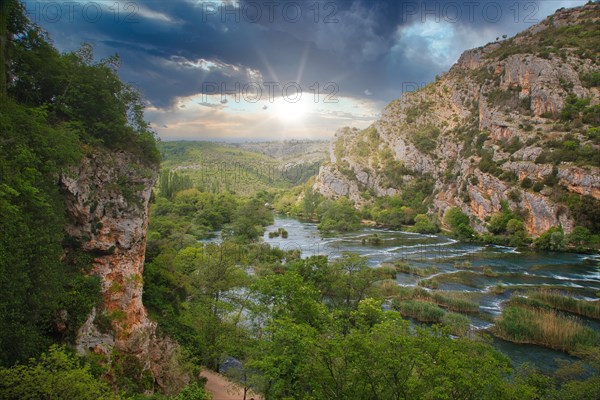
[1,1,599,399]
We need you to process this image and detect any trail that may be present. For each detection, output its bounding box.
[200,369,262,400]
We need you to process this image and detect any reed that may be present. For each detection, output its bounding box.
[453,261,473,269]
[418,278,439,289]
[442,312,471,336]
[431,292,480,313]
[395,300,445,322]
[393,288,480,313]
[493,305,599,352]
[377,279,402,297]
[527,289,600,320]
[489,284,506,294]
[394,263,439,277]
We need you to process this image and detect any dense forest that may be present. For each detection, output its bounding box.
[1,1,599,399]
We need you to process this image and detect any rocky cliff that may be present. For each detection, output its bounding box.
[315,3,600,237]
[60,148,186,394]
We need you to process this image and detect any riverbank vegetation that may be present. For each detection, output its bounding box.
[141,181,600,398]
[511,290,600,320]
[493,305,599,353]
[273,183,600,252]
[393,286,481,314]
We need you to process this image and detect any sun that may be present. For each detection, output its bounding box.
[271,96,313,123]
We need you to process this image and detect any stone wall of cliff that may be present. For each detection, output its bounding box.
[314,3,599,237]
[60,148,187,394]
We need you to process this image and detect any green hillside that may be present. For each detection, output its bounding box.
[158,141,326,195]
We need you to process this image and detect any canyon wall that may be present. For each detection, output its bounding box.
[314,4,599,236]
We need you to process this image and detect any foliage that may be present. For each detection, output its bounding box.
[227,198,274,242]
[444,207,475,240]
[535,137,600,167]
[0,99,100,366]
[534,227,566,251]
[7,11,159,164]
[317,196,361,232]
[1,2,159,369]
[169,382,212,400]
[159,170,193,200]
[410,214,440,233]
[0,346,117,400]
[410,124,440,154]
[363,176,435,228]
[579,70,600,88]
[485,201,529,246]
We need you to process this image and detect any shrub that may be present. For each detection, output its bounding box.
[317,197,361,233]
[532,182,544,192]
[411,125,440,154]
[508,189,521,202]
[411,214,439,234]
[580,70,600,88]
[567,226,592,248]
[0,346,116,400]
[521,178,533,189]
[534,227,566,251]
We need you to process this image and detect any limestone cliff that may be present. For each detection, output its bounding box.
[60,148,186,394]
[315,3,600,237]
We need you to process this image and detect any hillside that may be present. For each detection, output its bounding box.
[159,140,327,195]
[314,3,600,242]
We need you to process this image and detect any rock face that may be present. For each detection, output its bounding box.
[60,149,186,394]
[314,3,600,237]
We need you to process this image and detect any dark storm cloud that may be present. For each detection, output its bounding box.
[24,0,587,108]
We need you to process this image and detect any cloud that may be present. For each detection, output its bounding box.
[145,92,383,140]
[26,0,589,140]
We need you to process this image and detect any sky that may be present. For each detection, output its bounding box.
[23,0,588,141]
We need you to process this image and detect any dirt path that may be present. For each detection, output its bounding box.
[200,369,262,400]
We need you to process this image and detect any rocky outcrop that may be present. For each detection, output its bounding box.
[315,3,600,237]
[60,149,187,394]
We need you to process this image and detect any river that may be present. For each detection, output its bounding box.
[262,216,600,372]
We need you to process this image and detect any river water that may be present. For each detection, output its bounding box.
[262,216,600,372]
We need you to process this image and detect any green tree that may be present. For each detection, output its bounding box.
[317,197,361,232]
[445,207,475,239]
[534,227,566,251]
[412,213,439,234]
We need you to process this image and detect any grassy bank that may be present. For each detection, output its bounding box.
[394,287,481,313]
[391,262,439,277]
[393,299,472,335]
[526,289,600,320]
[493,305,599,352]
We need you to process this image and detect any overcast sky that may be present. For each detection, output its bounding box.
[24,0,588,141]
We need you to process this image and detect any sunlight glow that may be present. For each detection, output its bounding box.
[271,96,314,123]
